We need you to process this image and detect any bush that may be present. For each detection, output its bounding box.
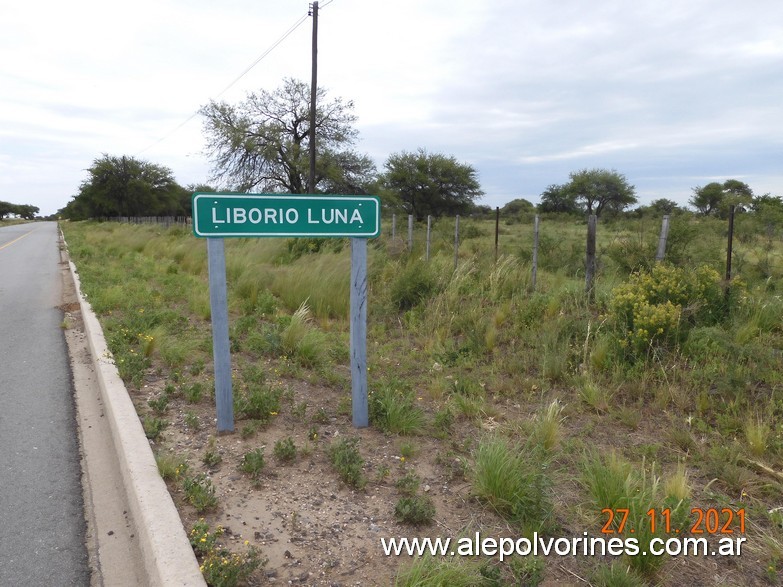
[471,436,553,531]
[390,260,438,311]
[328,437,366,489]
[234,386,281,422]
[369,385,426,435]
[394,495,436,526]
[608,263,726,355]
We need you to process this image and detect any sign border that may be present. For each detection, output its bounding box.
[192,193,381,238]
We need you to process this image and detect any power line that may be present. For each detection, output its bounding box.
[136,10,311,156]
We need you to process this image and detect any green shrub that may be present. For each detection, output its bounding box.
[183,473,218,512]
[369,385,426,435]
[608,263,726,355]
[239,448,265,480]
[390,260,438,311]
[394,556,488,587]
[273,437,297,463]
[328,437,366,489]
[394,495,436,526]
[234,386,281,422]
[471,436,553,531]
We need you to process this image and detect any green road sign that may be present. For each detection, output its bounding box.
[192,193,381,238]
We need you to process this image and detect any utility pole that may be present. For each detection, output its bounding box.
[308,1,318,194]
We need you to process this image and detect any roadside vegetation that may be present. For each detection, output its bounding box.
[62,210,783,586]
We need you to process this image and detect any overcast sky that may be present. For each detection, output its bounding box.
[2,0,782,216]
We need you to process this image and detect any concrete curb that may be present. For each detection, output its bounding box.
[68,260,206,586]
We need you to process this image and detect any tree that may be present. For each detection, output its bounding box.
[0,201,39,219]
[562,168,637,216]
[648,198,681,215]
[690,182,724,215]
[60,155,183,220]
[199,78,376,194]
[538,184,579,214]
[380,149,483,219]
[690,179,754,218]
[501,198,535,216]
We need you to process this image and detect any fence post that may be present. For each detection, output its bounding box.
[655,214,670,262]
[585,214,597,301]
[391,214,396,240]
[407,215,414,252]
[532,214,540,290]
[426,215,432,261]
[725,205,735,309]
[454,215,460,270]
[494,206,500,263]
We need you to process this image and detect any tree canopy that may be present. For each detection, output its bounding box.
[0,201,39,220]
[200,78,376,195]
[380,149,484,219]
[60,155,188,220]
[538,184,579,214]
[563,168,637,216]
[690,179,754,218]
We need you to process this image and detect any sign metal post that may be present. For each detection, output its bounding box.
[193,193,380,431]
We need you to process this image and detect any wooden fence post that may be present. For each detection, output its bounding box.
[655,215,670,262]
[426,215,432,261]
[585,215,597,301]
[532,214,540,290]
[494,207,500,263]
[408,215,414,252]
[454,215,460,270]
[725,205,735,308]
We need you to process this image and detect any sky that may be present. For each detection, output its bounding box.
[1,0,782,216]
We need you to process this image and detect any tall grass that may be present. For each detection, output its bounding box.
[471,435,553,531]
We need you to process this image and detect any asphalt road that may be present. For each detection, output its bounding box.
[0,222,89,585]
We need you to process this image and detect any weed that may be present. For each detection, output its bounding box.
[394,556,486,587]
[312,407,330,424]
[184,411,200,431]
[279,302,327,367]
[328,437,367,490]
[291,401,308,420]
[399,441,417,459]
[183,474,218,512]
[579,378,612,413]
[273,437,297,463]
[148,394,169,415]
[591,563,646,587]
[155,452,188,483]
[185,382,205,404]
[190,519,265,587]
[369,385,426,435]
[239,448,265,480]
[395,472,421,496]
[745,415,771,457]
[532,399,564,451]
[471,435,553,531]
[240,420,262,439]
[508,556,544,586]
[394,495,436,526]
[143,416,168,441]
[234,386,281,422]
[202,436,222,469]
[581,452,691,577]
[390,260,439,311]
[433,406,455,436]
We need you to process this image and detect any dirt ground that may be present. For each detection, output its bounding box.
[137,366,521,586]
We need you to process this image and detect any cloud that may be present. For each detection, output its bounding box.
[1,0,781,215]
